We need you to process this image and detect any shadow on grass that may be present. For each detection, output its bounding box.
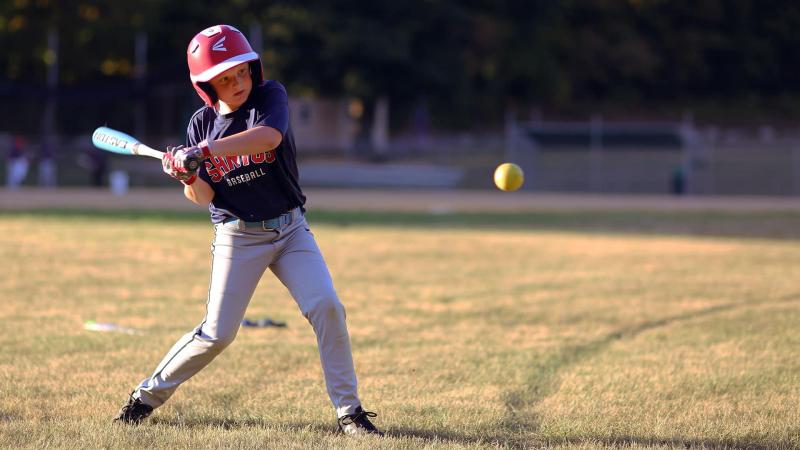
[388,427,782,450]
[386,425,527,447]
[0,409,18,423]
[557,435,779,450]
[143,381,792,450]
[135,297,799,449]
[150,416,334,435]
[5,208,800,240]
[501,294,800,449]
[150,416,527,447]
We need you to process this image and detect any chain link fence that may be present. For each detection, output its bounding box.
[505,117,800,196]
[3,111,800,195]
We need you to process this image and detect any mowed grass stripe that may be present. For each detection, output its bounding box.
[0,211,797,449]
[4,207,800,239]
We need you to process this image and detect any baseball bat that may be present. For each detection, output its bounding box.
[91,126,200,171]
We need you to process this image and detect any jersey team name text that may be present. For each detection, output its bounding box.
[204,150,277,183]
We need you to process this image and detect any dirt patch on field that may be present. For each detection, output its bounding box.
[2,187,800,213]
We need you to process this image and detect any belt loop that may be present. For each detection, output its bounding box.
[283,209,291,228]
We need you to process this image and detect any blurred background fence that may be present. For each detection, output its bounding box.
[506,117,800,196]
[3,1,800,196]
[3,115,800,195]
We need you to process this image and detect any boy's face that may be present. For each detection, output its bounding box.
[209,62,253,111]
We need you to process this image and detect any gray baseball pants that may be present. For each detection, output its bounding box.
[134,212,361,418]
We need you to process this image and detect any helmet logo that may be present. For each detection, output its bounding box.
[212,36,227,52]
[201,26,222,37]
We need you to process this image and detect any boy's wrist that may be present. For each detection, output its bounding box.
[197,139,214,158]
[181,174,198,185]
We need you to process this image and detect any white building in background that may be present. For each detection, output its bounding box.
[289,98,360,155]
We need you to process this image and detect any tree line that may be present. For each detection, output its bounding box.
[1,0,799,133]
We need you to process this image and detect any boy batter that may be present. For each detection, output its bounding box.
[113,24,382,436]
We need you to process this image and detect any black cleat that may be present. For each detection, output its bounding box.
[337,406,384,436]
[113,393,153,425]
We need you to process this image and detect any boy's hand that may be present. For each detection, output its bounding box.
[174,140,212,170]
[162,146,198,185]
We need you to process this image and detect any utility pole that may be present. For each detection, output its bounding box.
[42,28,59,141]
[249,23,263,54]
[134,31,148,138]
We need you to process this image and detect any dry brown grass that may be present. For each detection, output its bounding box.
[0,210,798,449]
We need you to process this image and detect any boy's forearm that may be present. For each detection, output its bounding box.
[183,177,214,205]
[207,126,282,156]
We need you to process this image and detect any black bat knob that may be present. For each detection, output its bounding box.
[185,157,200,171]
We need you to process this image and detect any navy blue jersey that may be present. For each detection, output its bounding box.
[186,80,306,223]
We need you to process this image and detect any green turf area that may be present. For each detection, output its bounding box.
[1,211,798,449]
[5,208,800,239]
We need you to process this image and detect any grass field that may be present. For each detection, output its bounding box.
[1,208,799,449]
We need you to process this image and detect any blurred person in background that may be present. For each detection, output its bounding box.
[6,135,29,189]
[78,147,107,187]
[37,136,57,188]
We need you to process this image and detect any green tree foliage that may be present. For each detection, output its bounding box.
[1,0,800,131]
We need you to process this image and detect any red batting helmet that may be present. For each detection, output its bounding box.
[187,25,264,106]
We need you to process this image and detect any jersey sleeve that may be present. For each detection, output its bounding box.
[185,107,210,181]
[186,113,202,147]
[253,81,289,136]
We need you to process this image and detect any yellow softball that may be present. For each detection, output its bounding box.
[493,163,524,191]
